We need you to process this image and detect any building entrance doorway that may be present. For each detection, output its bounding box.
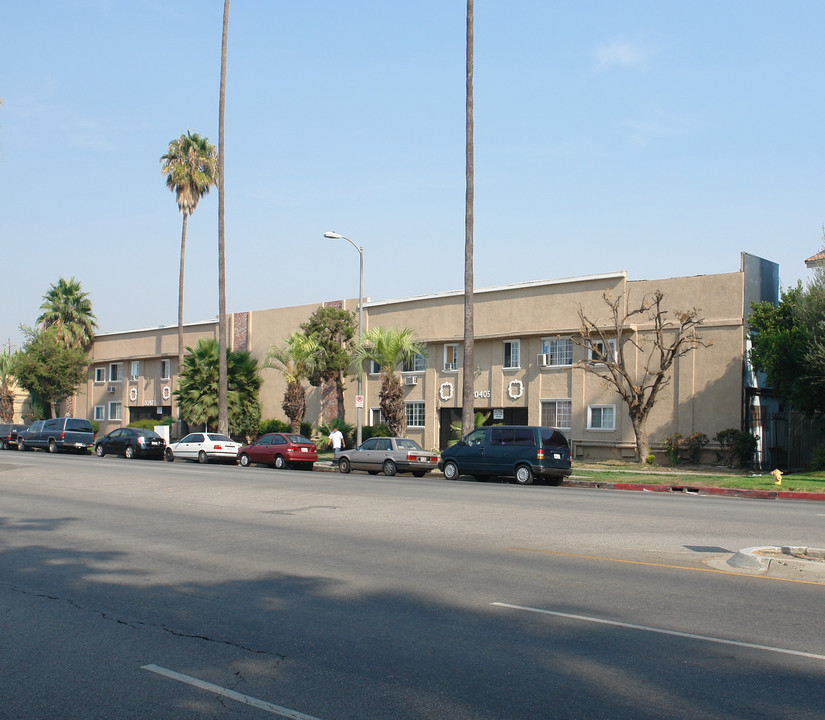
[438,407,528,450]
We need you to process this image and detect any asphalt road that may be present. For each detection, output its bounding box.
[1,450,824,719]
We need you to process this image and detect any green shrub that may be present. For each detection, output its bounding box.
[257,418,312,439]
[90,419,100,435]
[664,432,682,465]
[683,432,709,464]
[316,418,354,450]
[809,440,825,471]
[361,424,391,442]
[645,453,655,465]
[715,429,757,468]
[128,418,164,430]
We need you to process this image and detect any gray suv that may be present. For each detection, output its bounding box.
[17,417,95,454]
[439,425,572,485]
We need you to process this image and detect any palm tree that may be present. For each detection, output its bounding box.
[36,276,97,416]
[37,277,97,349]
[351,327,426,437]
[0,351,15,422]
[264,333,320,433]
[160,130,218,403]
[174,338,261,437]
[461,0,475,437]
[217,0,230,436]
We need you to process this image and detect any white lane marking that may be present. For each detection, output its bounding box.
[141,664,325,719]
[491,603,825,662]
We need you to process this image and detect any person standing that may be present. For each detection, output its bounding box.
[329,427,345,463]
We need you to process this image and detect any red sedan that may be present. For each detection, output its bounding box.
[238,432,317,470]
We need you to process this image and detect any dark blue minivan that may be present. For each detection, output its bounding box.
[439,425,572,485]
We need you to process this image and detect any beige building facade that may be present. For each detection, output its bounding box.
[73,254,776,460]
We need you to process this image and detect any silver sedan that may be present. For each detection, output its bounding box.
[337,437,438,477]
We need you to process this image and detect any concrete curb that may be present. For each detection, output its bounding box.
[316,462,825,501]
[728,546,825,579]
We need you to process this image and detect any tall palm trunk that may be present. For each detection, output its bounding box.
[178,212,188,398]
[217,0,230,435]
[461,0,475,438]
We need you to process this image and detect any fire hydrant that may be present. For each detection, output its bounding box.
[771,468,783,486]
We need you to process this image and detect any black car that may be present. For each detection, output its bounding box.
[0,423,27,450]
[95,427,166,459]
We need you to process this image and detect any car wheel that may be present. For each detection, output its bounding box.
[198,450,208,464]
[95,444,105,457]
[0,440,6,450]
[48,439,57,454]
[274,455,286,470]
[239,453,250,467]
[125,445,135,459]
[17,440,25,451]
[165,448,174,462]
[412,471,425,478]
[383,459,397,477]
[514,464,534,485]
[338,457,351,474]
[443,460,460,481]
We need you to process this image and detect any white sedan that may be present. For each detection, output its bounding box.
[164,432,242,464]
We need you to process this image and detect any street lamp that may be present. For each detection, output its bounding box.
[324,231,364,446]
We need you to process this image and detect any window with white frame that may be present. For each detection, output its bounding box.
[444,344,460,371]
[368,360,381,375]
[109,363,123,382]
[402,353,426,373]
[542,337,573,366]
[108,401,122,421]
[95,366,106,383]
[541,399,572,429]
[160,358,171,380]
[588,338,617,364]
[93,405,105,422]
[406,402,425,428]
[587,404,615,431]
[130,361,140,381]
[370,407,386,426]
[503,340,521,369]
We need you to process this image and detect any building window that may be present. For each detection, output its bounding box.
[109,363,123,382]
[444,344,460,371]
[503,340,521,369]
[542,337,573,366]
[130,361,140,381]
[406,402,425,428]
[541,399,572,429]
[370,407,386,426]
[588,338,617,364]
[587,404,615,431]
[93,405,105,421]
[95,367,106,383]
[402,353,426,373]
[160,358,171,380]
[109,401,122,421]
[368,360,381,375]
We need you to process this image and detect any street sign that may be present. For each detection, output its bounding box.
[355,395,364,408]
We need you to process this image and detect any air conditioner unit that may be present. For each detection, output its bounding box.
[106,386,116,393]
[537,353,548,367]
[404,375,419,386]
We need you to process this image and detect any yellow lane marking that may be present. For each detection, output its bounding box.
[509,546,825,586]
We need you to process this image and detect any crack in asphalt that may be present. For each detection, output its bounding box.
[262,505,340,515]
[3,582,284,660]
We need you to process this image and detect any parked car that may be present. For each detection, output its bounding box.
[165,432,242,464]
[238,432,317,470]
[337,436,439,477]
[439,425,572,485]
[95,427,166,459]
[0,423,27,450]
[16,417,95,454]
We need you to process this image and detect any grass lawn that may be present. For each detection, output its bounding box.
[571,463,825,493]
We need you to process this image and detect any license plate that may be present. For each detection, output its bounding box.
[301,447,308,452]
[554,453,561,459]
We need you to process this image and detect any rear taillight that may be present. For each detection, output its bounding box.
[214,444,222,450]
[137,436,146,445]
[537,448,544,460]
[407,453,417,461]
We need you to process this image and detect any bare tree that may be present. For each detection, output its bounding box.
[461,0,475,438]
[574,291,710,462]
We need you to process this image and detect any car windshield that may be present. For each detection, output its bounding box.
[207,433,232,442]
[140,430,161,439]
[541,428,569,447]
[285,435,312,444]
[395,439,422,450]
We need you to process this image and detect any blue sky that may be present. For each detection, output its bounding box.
[2,1,824,352]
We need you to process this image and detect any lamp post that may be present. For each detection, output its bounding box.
[324,231,364,446]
